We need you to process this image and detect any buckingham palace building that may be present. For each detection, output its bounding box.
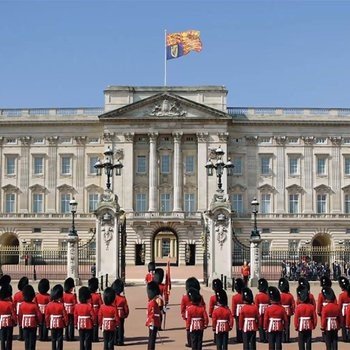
[1,85,350,266]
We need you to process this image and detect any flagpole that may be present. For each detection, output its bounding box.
[164,29,167,86]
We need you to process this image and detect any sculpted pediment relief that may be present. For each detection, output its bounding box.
[257,184,276,192]
[2,184,21,193]
[229,184,247,192]
[314,184,333,193]
[86,184,104,193]
[286,184,304,193]
[29,184,48,193]
[57,184,76,193]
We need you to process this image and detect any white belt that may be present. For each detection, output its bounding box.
[259,304,268,315]
[326,317,337,331]
[236,304,244,317]
[77,316,90,330]
[22,314,35,328]
[64,303,74,313]
[215,320,228,334]
[190,317,202,332]
[102,317,114,331]
[0,315,11,329]
[243,318,255,332]
[342,303,349,317]
[268,318,281,332]
[50,315,62,329]
[38,303,46,314]
[299,317,311,332]
[16,302,22,316]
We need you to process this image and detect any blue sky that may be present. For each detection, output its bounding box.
[0,0,349,108]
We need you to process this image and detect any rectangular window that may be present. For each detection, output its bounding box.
[136,193,147,212]
[185,155,195,174]
[317,157,326,175]
[262,241,270,258]
[345,194,350,214]
[5,193,15,213]
[345,158,350,175]
[136,156,147,174]
[184,193,195,213]
[161,155,170,174]
[261,194,271,213]
[231,194,243,214]
[289,157,299,176]
[33,157,44,175]
[317,194,327,213]
[89,156,99,175]
[89,193,99,212]
[33,193,43,213]
[162,238,170,257]
[32,239,42,250]
[290,228,299,234]
[61,156,71,175]
[260,156,271,175]
[289,194,299,213]
[232,158,242,175]
[160,193,171,212]
[60,193,71,213]
[6,156,16,175]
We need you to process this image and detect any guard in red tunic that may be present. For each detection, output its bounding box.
[346,285,350,336]
[145,262,156,284]
[98,287,120,350]
[231,278,245,343]
[0,276,16,350]
[239,287,258,350]
[63,277,77,341]
[146,281,161,350]
[278,278,295,343]
[186,287,209,350]
[181,277,205,348]
[153,268,166,330]
[317,276,335,317]
[297,278,316,307]
[13,276,29,341]
[209,279,223,344]
[264,286,288,350]
[212,289,233,350]
[294,285,317,350]
[255,278,269,343]
[45,284,68,350]
[338,276,350,342]
[18,284,42,350]
[320,286,341,350]
[74,286,94,350]
[35,278,50,341]
[88,277,102,343]
[112,278,129,346]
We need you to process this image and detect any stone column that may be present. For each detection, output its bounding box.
[75,136,87,208]
[330,137,342,213]
[67,234,80,286]
[275,136,287,213]
[47,137,59,213]
[302,137,315,213]
[245,136,259,201]
[148,133,158,212]
[249,235,262,287]
[173,132,183,212]
[122,133,134,212]
[19,137,31,213]
[197,133,209,211]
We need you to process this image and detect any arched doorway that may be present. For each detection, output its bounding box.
[311,233,331,264]
[0,232,19,264]
[152,228,178,266]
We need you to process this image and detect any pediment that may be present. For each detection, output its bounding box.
[257,184,276,192]
[2,184,21,193]
[99,93,230,121]
[29,184,48,193]
[314,184,333,193]
[85,184,104,193]
[286,184,304,193]
[57,184,76,193]
[229,184,247,192]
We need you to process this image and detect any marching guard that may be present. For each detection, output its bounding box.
[13,276,29,341]
[297,278,316,307]
[317,276,335,317]
[146,281,161,350]
[88,277,102,342]
[239,287,258,350]
[255,278,269,343]
[209,278,224,344]
[45,284,68,350]
[35,278,50,341]
[278,277,295,343]
[145,262,156,284]
[231,278,245,343]
[338,276,350,342]
[63,277,77,341]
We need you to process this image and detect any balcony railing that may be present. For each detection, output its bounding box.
[0,107,104,117]
[0,213,95,219]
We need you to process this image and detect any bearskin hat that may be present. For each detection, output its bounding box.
[38,278,50,294]
[188,287,201,304]
[148,261,156,272]
[278,278,290,293]
[153,268,164,285]
[242,287,254,304]
[50,284,63,301]
[103,287,116,306]
[23,285,35,302]
[212,279,223,292]
[64,277,75,293]
[147,281,160,301]
[78,286,91,304]
[0,275,11,287]
[297,285,309,303]
[322,286,336,302]
[268,286,281,303]
[88,277,99,293]
[185,277,200,292]
[298,277,310,291]
[320,275,332,288]
[338,276,349,291]
[234,278,245,293]
[111,278,124,295]
[216,289,228,306]
[258,278,268,292]
[0,283,12,300]
[17,276,29,291]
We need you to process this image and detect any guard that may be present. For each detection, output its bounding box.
[297,278,316,307]
[209,278,224,344]
[88,277,102,342]
[13,276,29,341]
[63,277,77,341]
[231,278,245,343]
[317,276,335,317]
[145,261,156,284]
[35,278,50,341]
[278,277,295,343]
[146,281,161,350]
[338,276,350,342]
[153,268,166,329]
[254,278,269,343]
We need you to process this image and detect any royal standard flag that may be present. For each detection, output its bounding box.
[166,30,202,60]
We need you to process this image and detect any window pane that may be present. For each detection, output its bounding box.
[345,195,350,213]
[231,194,243,213]
[184,193,195,213]
[261,157,271,175]
[185,156,194,173]
[317,158,326,175]
[33,157,43,175]
[5,193,15,213]
[289,194,299,213]
[261,194,271,213]
[289,158,298,175]
[317,194,326,213]
[136,193,147,212]
[160,193,171,212]
[61,157,71,175]
[61,194,71,213]
[89,156,99,174]
[89,193,99,212]
[137,156,147,173]
[6,157,15,175]
[345,159,350,175]
[161,155,170,174]
[33,193,43,213]
[162,238,170,257]
[232,158,242,175]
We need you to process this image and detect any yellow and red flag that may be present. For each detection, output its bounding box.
[166,30,202,60]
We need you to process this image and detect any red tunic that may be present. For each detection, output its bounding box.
[186,304,209,332]
[0,300,17,328]
[212,305,233,333]
[90,292,102,324]
[62,291,77,315]
[254,291,270,327]
[263,303,288,332]
[45,301,68,329]
[98,304,120,332]
[74,303,94,330]
[180,294,206,320]
[321,302,341,331]
[18,301,42,328]
[209,294,218,318]
[35,292,50,315]
[239,304,259,332]
[115,294,129,319]
[317,292,337,316]
[231,293,244,318]
[13,291,24,316]
[145,272,154,284]
[338,291,350,323]
[346,302,350,328]
[146,299,161,328]
[280,292,295,317]
[294,302,317,331]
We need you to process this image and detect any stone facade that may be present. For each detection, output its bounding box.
[1,86,350,265]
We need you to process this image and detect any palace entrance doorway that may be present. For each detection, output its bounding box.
[152,228,178,265]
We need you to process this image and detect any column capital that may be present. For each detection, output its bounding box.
[302,136,315,146]
[103,131,115,142]
[218,132,229,142]
[124,132,134,142]
[172,132,183,142]
[148,132,158,142]
[245,136,259,146]
[274,136,288,145]
[330,136,342,146]
[196,132,209,142]
[20,136,31,146]
[47,136,59,145]
[74,136,87,145]
[0,136,4,146]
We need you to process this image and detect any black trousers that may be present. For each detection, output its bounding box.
[38,314,48,341]
[268,331,282,350]
[341,324,349,342]
[18,326,23,341]
[324,330,338,350]
[298,330,312,350]
[0,327,13,350]
[148,326,158,350]
[23,327,37,350]
[65,314,75,341]
[103,330,114,350]
[79,329,92,350]
[190,330,203,350]
[242,331,256,350]
[235,316,243,343]
[114,317,125,345]
[259,326,268,343]
[51,329,63,350]
[282,316,291,343]
[216,331,229,350]
[186,329,192,347]
[92,323,99,342]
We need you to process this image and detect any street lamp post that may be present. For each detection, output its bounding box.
[251,198,261,239]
